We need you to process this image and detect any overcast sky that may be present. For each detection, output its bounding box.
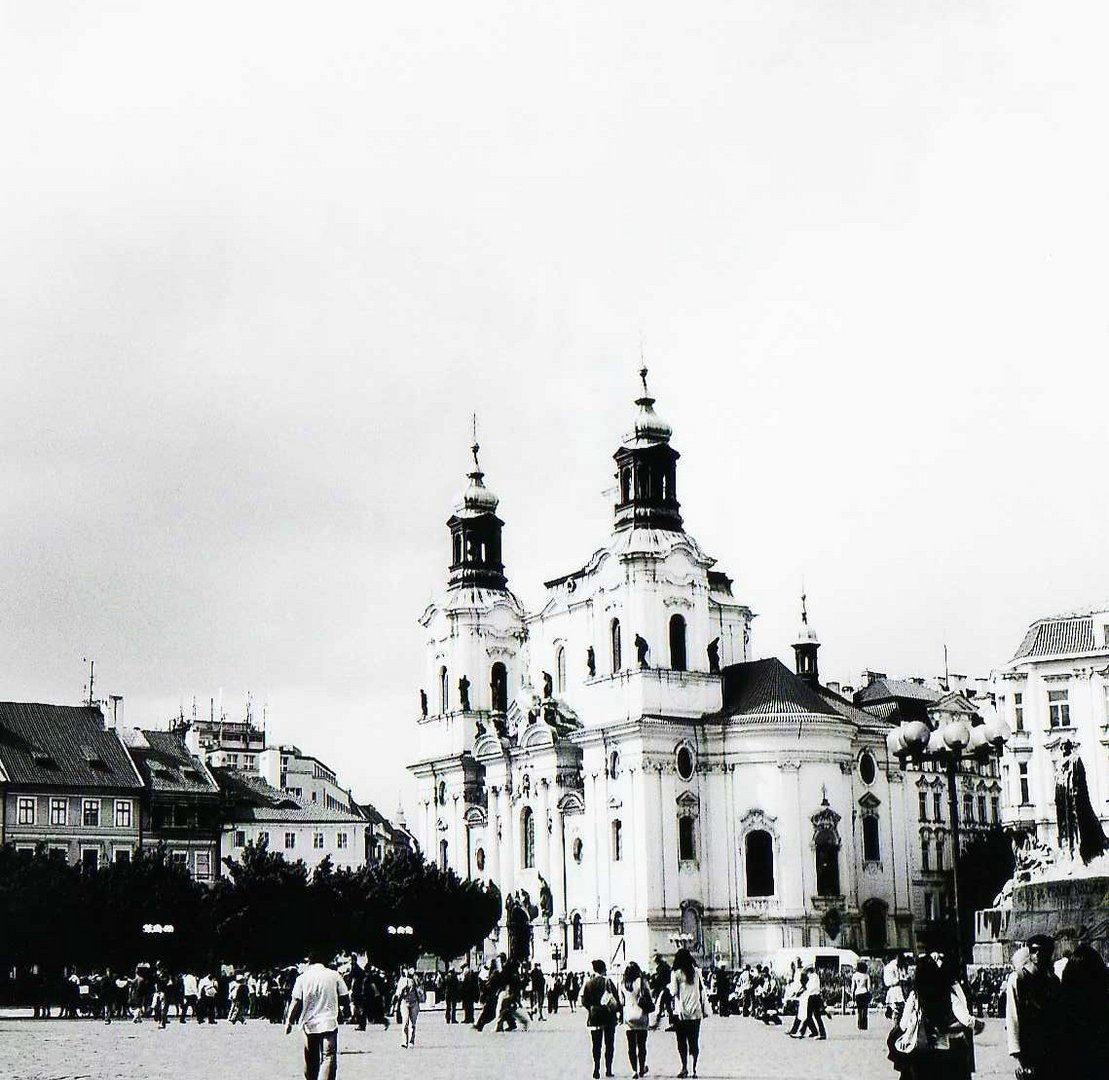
[2,2,1106,814]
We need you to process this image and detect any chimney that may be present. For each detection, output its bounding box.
[107,694,124,728]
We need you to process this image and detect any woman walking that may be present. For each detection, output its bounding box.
[895,955,981,1080]
[620,961,654,1078]
[669,949,708,1079]
[581,959,620,1079]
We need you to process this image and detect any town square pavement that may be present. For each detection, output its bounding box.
[0,1008,1017,1080]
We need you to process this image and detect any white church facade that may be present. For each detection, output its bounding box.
[409,373,917,968]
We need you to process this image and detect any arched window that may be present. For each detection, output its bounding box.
[453,533,462,565]
[620,468,631,503]
[862,815,881,862]
[611,619,622,673]
[669,614,687,671]
[490,662,507,713]
[863,898,888,952]
[556,646,566,694]
[611,910,624,936]
[522,806,536,869]
[572,913,584,951]
[611,819,623,862]
[437,780,447,805]
[439,666,449,713]
[439,839,448,870]
[609,750,620,778]
[678,816,696,861]
[815,831,840,896]
[745,830,774,897]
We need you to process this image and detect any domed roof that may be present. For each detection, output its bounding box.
[453,441,499,518]
[794,593,820,645]
[622,367,672,446]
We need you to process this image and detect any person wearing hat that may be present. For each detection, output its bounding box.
[1005,935,1063,1080]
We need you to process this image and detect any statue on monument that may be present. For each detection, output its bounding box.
[586,646,596,678]
[419,689,428,717]
[1055,740,1108,864]
[458,675,471,712]
[635,634,650,668]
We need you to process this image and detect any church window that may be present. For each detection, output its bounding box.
[437,781,447,805]
[744,830,774,897]
[453,533,462,565]
[814,831,840,896]
[611,910,624,936]
[572,836,583,863]
[439,666,449,713]
[611,819,623,862]
[522,806,536,869]
[611,619,622,673]
[678,816,696,862]
[572,913,584,950]
[669,614,687,672]
[676,745,695,781]
[620,468,631,504]
[439,839,448,870]
[1048,689,1069,728]
[609,750,620,778]
[490,662,507,712]
[859,751,877,786]
[556,647,566,694]
[862,815,881,862]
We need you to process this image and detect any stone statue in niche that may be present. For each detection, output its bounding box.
[542,672,553,699]
[419,689,428,717]
[635,635,650,668]
[707,638,720,674]
[586,647,596,678]
[458,675,471,712]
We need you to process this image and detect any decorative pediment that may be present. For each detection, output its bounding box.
[463,806,488,827]
[858,792,881,811]
[520,723,556,750]
[676,790,700,811]
[738,807,777,836]
[557,791,585,816]
[474,732,505,760]
[811,804,842,846]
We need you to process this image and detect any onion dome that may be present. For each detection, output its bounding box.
[795,593,820,645]
[453,440,499,519]
[623,367,673,446]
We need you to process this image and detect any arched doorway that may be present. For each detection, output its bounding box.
[863,898,888,952]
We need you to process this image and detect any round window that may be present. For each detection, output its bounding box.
[859,751,877,786]
[572,837,584,863]
[676,746,695,781]
[475,847,485,872]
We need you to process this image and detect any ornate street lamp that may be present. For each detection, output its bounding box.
[886,703,1010,966]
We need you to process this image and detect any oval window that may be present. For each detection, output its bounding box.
[572,837,584,863]
[475,847,486,872]
[676,746,695,781]
[859,751,877,786]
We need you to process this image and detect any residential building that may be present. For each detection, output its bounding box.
[359,801,416,864]
[256,744,357,813]
[214,768,367,873]
[0,702,144,869]
[992,609,1109,845]
[853,675,1003,939]
[119,727,222,882]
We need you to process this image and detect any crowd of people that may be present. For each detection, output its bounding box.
[14,934,1109,1080]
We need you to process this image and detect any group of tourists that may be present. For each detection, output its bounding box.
[885,934,1109,1080]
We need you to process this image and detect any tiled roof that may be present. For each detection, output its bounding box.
[213,767,364,825]
[120,728,219,796]
[1012,614,1097,661]
[0,702,143,791]
[718,658,839,719]
[854,679,943,705]
[815,685,887,727]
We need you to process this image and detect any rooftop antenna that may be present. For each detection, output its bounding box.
[943,641,950,693]
[82,657,95,707]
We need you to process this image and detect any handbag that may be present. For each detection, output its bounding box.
[637,980,654,1013]
[600,980,619,1011]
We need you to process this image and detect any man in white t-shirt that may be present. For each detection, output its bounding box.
[285,952,351,1080]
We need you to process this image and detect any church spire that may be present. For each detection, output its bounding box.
[446,418,507,590]
[793,589,821,687]
[613,368,683,532]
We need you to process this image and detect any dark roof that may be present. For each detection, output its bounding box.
[212,767,364,825]
[1012,614,1096,661]
[120,728,219,796]
[718,658,839,719]
[0,702,142,790]
[814,685,887,727]
[854,678,943,706]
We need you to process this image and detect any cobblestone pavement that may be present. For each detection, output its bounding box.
[0,1009,1016,1080]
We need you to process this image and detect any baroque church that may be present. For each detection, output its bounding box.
[409,373,917,967]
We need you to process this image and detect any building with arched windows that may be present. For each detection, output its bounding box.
[409,372,917,967]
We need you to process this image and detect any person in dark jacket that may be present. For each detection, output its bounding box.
[581,959,621,1079]
[1057,944,1109,1080]
[1006,935,1063,1080]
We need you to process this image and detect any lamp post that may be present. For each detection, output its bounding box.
[887,705,1010,967]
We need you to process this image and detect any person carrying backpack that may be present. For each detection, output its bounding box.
[582,959,621,1079]
[620,961,654,1078]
